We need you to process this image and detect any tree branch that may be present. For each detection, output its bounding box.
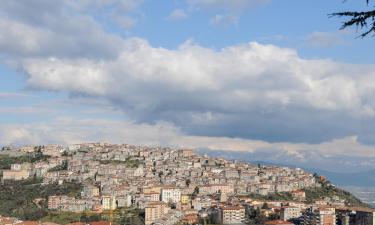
[330,1,375,37]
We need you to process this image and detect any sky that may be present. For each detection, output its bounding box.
[1,0,375,172]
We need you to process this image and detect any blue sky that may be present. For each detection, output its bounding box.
[1,0,375,172]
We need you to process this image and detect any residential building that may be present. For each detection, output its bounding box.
[145,201,170,225]
[161,187,181,204]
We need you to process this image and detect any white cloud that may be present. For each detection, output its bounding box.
[0,17,123,59]
[166,9,188,21]
[186,0,270,25]
[0,0,142,59]
[17,38,375,144]
[187,0,269,10]
[210,14,238,27]
[305,31,348,48]
[21,39,375,115]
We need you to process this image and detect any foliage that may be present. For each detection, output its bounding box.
[246,192,294,201]
[331,0,375,37]
[97,157,140,168]
[48,160,68,172]
[0,152,50,170]
[303,183,366,207]
[41,212,83,224]
[111,208,145,225]
[246,207,267,225]
[39,207,145,224]
[0,178,82,220]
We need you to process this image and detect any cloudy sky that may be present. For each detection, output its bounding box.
[1,0,375,172]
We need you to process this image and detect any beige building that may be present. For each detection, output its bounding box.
[82,185,100,198]
[102,196,116,210]
[2,170,30,180]
[48,195,69,210]
[3,163,33,181]
[305,207,336,225]
[200,184,234,195]
[144,192,160,202]
[145,201,170,225]
[281,206,301,221]
[221,205,245,224]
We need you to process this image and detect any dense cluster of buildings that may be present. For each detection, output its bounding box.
[1,143,375,225]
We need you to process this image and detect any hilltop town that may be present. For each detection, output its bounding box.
[0,143,373,225]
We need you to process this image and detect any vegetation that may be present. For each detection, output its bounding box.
[97,157,140,168]
[0,176,144,224]
[108,208,145,225]
[301,175,366,207]
[0,178,82,220]
[245,192,294,201]
[0,151,50,170]
[40,211,104,225]
[331,0,375,37]
[43,208,146,225]
[304,183,366,207]
[246,207,267,225]
[48,160,68,172]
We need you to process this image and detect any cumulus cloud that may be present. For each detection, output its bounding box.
[2,0,375,170]
[18,38,375,143]
[0,0,140,59]
[166,9,188,21]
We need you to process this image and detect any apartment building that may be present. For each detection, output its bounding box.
[221,205,245,224]
[355,209,375,225]
[304,207,336,225]
[281,206,302,221]
[101,196,116,210]
[145,201,170,225]
[161,187,181,204]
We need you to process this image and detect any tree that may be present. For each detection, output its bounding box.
[331,0,375,37]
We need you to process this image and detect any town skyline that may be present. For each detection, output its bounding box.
[0,142,371,225]
[1,0,375,173]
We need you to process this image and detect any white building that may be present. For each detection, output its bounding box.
[282,206,301,221]
[161,187,181,204]
[221,205,245,224]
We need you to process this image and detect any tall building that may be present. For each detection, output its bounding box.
[82,185,100,198]
[161,187,181,204]
[282,206,302,221]
[48,195,68,210]
[265,220,294,225]
[304,207,336,225]
[221,205,245,225]
[145,201,170,225]
[355,209,375,225]
[101,196,116,210]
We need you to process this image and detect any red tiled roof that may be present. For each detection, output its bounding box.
[90,221,112,225]
[265,220,294,225]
